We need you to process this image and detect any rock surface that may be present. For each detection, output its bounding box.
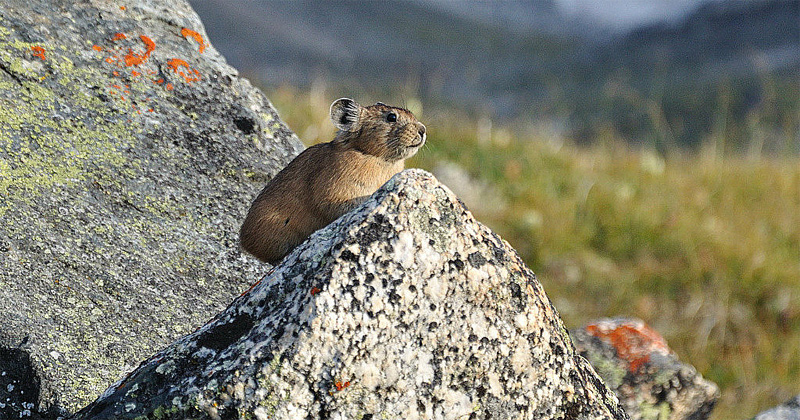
[0,0,302,416]
[75,169,629,420]
[753,395,800,420]
[572,318,719,420]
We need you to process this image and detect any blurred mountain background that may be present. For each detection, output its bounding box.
[190,0,799,154]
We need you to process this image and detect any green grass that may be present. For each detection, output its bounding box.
[267,85,800,420]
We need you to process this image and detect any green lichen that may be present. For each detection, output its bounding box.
[583,351,625,390]
[251,353,288,417]
[0,27,137,217]
[639,400,671,420]
[651,366,675,388]
[151,403,182,419]
[0,19,192,410]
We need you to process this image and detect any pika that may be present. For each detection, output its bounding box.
[240,98,427,264]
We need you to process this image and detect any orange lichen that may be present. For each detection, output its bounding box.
[96,28,205,101]
[123,51,144,66]
[167,58,201,83]
[140,35,156,55]
[31,46,45,60]
[181,28,207,53]
[120,5,126,10]
[585,320,670,373]
[334,381,351,392]
[167,58,188,71]
[123,35,156,67]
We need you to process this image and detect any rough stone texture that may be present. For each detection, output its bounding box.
[753,396,800,420]
[75,169,628,420]
[572,318,720,420]
[0,0,303,417]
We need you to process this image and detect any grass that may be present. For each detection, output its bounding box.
[266,84,800,420]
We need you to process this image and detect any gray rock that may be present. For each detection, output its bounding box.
[75,169,628,420]
[572,318,719,420]
[753,396,800,420]
[0,0,302,417]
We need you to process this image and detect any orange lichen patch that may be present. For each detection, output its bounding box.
[140,35,155,55]
[31,46,45,60]
[96,30,198,98]
[167,58,201,83]
[123,50,145,66]
[123,35,156,67]
[181,28,207,53]
[166,58,189,71]
[585,319,670,373]
[120,5,126,10]
[334,381,351,392]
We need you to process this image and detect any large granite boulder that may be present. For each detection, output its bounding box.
[0,0,302,417]
[75,170,629,420]
[572,318,719,420]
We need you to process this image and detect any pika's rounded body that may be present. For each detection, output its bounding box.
[240,98,426,264]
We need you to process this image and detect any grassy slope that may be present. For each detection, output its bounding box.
[267,86,800,420]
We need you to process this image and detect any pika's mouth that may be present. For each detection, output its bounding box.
[409,136,426,148]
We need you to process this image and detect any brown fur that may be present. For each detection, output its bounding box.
[240,98,426,263]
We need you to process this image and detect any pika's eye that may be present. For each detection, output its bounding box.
[386,112,397,123]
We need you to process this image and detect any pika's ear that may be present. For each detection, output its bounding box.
[330,98,362,132]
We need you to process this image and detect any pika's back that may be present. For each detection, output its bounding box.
[240,98,426,264]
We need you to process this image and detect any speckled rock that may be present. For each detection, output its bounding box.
[0,0,302,417]
[75,169,628,420]
[572,318,719,420]
[753,395,800,420]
